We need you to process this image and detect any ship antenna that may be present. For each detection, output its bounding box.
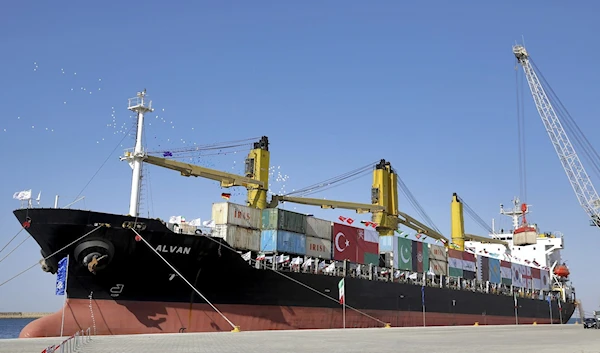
[126,90,154,217]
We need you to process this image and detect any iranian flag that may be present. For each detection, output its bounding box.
[338,278,345,304]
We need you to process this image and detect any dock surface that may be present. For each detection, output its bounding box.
[2,325,598,353]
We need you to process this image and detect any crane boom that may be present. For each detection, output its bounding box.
[269,159,450,243]
[121,136,270,210]
[268,195,384,213]
[513,45,600,226]
[142,155,265,188]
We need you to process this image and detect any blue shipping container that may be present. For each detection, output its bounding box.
[379,235,393,252]
[260,230,306,255]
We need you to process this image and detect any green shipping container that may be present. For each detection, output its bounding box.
[262,208,306,234]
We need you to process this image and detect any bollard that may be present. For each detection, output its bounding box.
[474,322,479,326]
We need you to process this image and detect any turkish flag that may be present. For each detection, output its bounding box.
[333,223,360,263]
[332,223,378,264]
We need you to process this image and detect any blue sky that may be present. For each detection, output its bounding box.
[0,1,598,316]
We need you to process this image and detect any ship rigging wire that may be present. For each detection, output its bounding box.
[0,225,104,288]
[73,124,137,202]
[200,233,390,327]
[130,228,239,330]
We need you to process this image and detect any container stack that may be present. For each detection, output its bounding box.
[211,202,261,252]
[304,216,332,259]
[260,208,307,256]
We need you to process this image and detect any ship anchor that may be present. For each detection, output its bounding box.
[87,254,108,274]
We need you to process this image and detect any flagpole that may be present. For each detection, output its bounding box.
[343,299,346,329]
[548,297,553,325]
[421,284,426,327]
[514,292,519,325]
[60,255,69,337]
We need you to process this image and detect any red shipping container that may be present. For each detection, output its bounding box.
[332,222,378,264]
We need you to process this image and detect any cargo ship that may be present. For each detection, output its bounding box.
[13,91,575,338]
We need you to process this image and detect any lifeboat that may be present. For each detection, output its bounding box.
[554,264,570,278]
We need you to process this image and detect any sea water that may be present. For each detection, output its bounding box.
[0,318,34,339]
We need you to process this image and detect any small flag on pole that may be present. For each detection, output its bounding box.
[338,278,345,304]
[421,285,425,306]
[55,256,68,296]
[221,193,231,200]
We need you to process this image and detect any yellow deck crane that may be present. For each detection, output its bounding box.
[269,159,450,243]
[450,193,508,251]
[122,132,271,214]
[142,136,270,210]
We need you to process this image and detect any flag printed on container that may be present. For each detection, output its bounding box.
[489,257,502,284]
[500,260,512,285]
[333,223,378,265]
[55,256,68,296]
[540,269,550,290]
[338,278,345,304]
[447,249,463,278]
[477,255,490,282]
[412,241,429,273]
[461,251,476,280]
[393,237,413,271]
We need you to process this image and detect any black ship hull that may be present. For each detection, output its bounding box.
[13,208,575,338]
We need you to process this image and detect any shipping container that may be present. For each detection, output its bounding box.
[305,236,332,259]
[213,224,260,252]
[260,229,306,255]
[428,244,447,261]
[212,202,261,229]
[262,208,306,234]
[430,258,448,275]
[378,234,393,252]
[305,217,332,240]
[513,229,537,246]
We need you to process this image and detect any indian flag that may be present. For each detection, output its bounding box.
[338,278,345,304]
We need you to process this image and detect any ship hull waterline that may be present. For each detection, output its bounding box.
[20,298,572,338]
[13,208,575,338]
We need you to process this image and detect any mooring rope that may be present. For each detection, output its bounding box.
[202,234,389,326]
[0,225,104,288]
[130,228,238,330]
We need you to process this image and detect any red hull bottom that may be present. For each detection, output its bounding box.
[20,298,556,338]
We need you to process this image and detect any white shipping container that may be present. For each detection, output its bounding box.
[305,236,332,259]
[212,202,261,229]
[213,224,260,252]
[305,217,332,240]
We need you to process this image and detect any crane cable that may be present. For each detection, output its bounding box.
[283,161,378,197]
[393,170,441,234]
[147,137,261,156]
[530,59,600,181]
[516,61,528,203]
[457,195,495,234]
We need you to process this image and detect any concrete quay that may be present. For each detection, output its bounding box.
[1,324,598,353]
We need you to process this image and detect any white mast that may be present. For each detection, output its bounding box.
[126,90,153,217]
[499,197,528,230]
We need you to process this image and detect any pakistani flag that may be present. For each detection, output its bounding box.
[396,237,412,271]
